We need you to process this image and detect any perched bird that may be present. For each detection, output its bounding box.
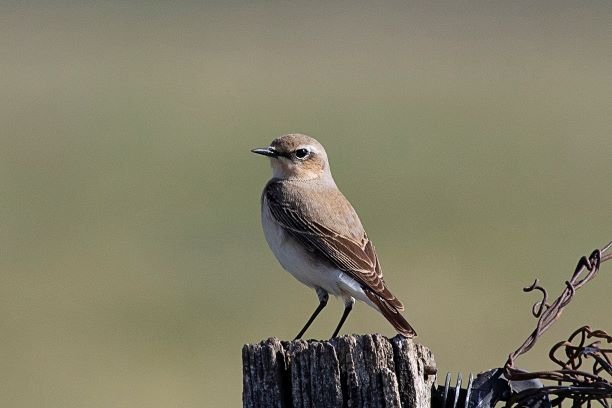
[252,133,416,339]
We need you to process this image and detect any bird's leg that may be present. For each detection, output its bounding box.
[294,288,329,340]
[331,297,355,338]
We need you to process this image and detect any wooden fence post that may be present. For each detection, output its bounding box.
[242,334,436,408]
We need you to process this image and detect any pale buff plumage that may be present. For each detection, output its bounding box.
[252,133,416,338]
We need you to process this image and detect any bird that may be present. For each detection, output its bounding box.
[251,133,416,339]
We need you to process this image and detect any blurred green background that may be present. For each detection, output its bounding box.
[2,1,611,407]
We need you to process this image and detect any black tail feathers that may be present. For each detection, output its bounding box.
[365,289,417,338]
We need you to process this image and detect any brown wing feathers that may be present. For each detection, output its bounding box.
[265,181,405,312]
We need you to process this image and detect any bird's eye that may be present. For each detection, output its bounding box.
[294,148,310,159]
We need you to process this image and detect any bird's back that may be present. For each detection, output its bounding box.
[267,178,366,243]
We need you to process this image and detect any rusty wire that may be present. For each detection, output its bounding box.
[503,241,612,407]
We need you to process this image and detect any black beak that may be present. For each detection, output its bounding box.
[251,147,279,158]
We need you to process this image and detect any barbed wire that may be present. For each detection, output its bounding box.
[503,241,612,407]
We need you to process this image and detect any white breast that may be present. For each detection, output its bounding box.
[261,198,325,288]
[260,195,372,307]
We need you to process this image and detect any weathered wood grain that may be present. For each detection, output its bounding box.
[243,334,436,408]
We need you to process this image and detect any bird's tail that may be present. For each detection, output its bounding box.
[365,289,417,338]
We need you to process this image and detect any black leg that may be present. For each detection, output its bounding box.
[331,298,355,338]
[294,288,329,340]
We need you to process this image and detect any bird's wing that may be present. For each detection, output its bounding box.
[265,181,404,311]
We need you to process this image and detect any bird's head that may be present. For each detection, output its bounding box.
[251,133,332,181]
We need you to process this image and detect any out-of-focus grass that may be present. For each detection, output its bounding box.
[1,2,611,407]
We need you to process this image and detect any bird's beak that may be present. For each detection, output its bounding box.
[251,146,279,158]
